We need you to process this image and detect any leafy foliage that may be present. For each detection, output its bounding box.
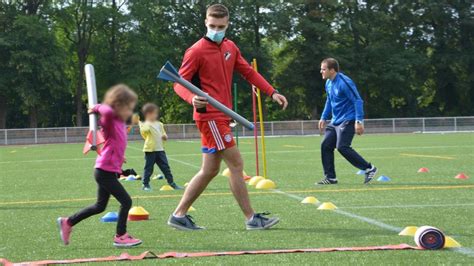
[0,0,472,128]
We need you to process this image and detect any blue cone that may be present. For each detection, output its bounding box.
[126,175,136,181]
[356,170,365,175]
[100,212,118,222]
[377,175,391,182]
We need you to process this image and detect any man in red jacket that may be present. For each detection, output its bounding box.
[168,4,288,231]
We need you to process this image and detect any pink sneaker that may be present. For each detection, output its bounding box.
[56,217,72,245]
[113,233,142,247]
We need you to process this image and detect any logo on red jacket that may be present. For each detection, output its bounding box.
[224,51,231,61]
[224,133,232,143]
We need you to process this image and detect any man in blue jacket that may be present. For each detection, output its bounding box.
[317,58,377,185]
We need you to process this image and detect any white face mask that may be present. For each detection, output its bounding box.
[206,27,226,43]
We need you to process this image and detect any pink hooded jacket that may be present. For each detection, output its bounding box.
[92,104,126,174]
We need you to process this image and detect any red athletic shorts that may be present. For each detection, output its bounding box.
[196,120,236,153]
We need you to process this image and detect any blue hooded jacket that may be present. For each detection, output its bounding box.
[321,72,364,125]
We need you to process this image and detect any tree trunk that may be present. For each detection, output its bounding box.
[456,0,474,112]
[108,0,118,83]
[0,94,6,129]
[253,1,261,50]
[29,105,38,128]
[75,54,85,127]
[348,3,367,117]
[23,0,41,15]
[311,106,319,120]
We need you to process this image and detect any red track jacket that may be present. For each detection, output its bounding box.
[174,37,276,121]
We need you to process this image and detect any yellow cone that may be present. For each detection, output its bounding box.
[129,206,149,215]
[248,176,265,186]
[301,196,319,204]
[444,236,461,248]
[184,182,189,187]
[188,206,196,212]
[399,226,418,236]
[160,185,174,191]
[317,202,337,210]
[221,168,231,177]
[222,168,248,178]
[128,206,149,221]
[256,179,276,190]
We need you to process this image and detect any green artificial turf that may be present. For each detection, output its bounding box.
[1,133,473,264]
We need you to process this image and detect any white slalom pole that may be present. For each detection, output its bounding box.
[85,64,98,150]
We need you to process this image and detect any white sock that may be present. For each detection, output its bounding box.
[247,214,255,222]
[366,164,374,171]
[173,213,185,218]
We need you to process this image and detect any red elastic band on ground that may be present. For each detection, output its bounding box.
[0,244,420,265]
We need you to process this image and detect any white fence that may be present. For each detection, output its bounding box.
[1,117,473,145]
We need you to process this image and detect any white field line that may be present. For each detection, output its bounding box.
[126,146,201,169]
[272,189,402,232]
[0,157,96,164]
[454,248,474,257]
[1,144,473,164]
[8,145,474,258]
[341,203,474,209]
[273,189,474,257]
[168,158,201,169]
[129,147,409,233]
[335,209,402,232]
[130,149,474,258]
[4,139,474,257]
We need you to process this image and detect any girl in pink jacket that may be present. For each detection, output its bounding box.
[57,84,142,247]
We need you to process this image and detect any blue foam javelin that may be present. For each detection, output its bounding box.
[158,61,254,130]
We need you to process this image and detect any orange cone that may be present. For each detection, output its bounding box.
[455,173,469,179]
[418,167,429,173]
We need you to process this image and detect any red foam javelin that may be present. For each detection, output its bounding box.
[83,130,105,155]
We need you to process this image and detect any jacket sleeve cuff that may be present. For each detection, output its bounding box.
[267,88,277,97]
[92,104,102,113]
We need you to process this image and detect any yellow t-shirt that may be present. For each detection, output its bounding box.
[139,121,167,152]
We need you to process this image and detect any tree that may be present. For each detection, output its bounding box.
[9,15,67,127]
[0,2,16,128]
[54,0,106,126]
[272,0,335,120]
[1,1,472,129]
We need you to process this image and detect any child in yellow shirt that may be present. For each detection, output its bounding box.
[134,103,182,191]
